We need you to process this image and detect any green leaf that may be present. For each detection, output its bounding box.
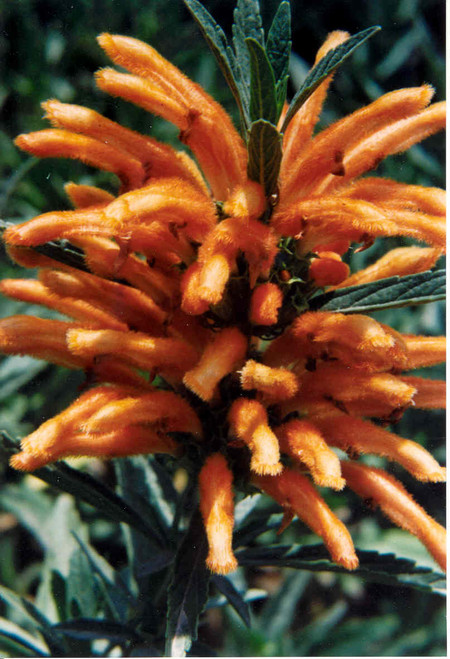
[247,119,283,196]
[72,533,135,621]
[281,26,381,131]
[53,619,142,643]
[231,0,264,105]
[246,38,278,124]
[266,1,291,82]
[233,511,284,548]
[233,0,264,45]
[0,617,49,657]
[0,431,158,541]
[114,456,175,545]
[182,0,249,128]
[236,545,446,594]
[259,570,311,637]
[212,575,251,628]
[165,508,210,656]
[275,74,289,118]
[311,269,445,313]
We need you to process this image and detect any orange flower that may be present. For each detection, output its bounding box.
[1,23,445,576]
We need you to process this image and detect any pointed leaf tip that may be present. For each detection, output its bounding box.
[282,25,381,131]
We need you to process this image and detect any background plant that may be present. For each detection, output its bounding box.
[0,0,445,656]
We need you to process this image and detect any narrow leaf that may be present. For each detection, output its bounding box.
[276,74,289,118]
[311,269,445,313]
[233,0,264,45]
[212,575,251,627]
[282,26,381,131]
[236,545,446,594]
[0,431,157,541]
[0,618,49,657]
[53,619,142,643]
[232,0,264,100]
[266,1,291,82]
[165,509,210,657]
[183,0,249,128]
[247,119,283,195]
[246,38,278,124]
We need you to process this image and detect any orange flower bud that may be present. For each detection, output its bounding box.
[228,398,282,475]
[183,327,247,401]
[276,419,345,489]
[199,453,238,574]
[240,359,298,402]
[341,462,446,571]
[250,282,283,326]
[309,252,350,287]
[255,469,358,570]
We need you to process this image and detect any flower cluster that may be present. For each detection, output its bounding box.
[1,28,446,575]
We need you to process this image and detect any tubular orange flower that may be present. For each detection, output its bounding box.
[341,462,446,572]
[1,16,445,578]
[199,453,238,574]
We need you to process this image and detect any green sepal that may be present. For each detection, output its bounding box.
[311,269,445,314]
[281,25,381,131]
[266,0,291,82]
[247,119,283,196]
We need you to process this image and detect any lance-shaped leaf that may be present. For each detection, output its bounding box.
[0,431,157,542]
[247,119,283,196]
[183,0,249,128]
[310,269,445,314]
[236,545,446,595]
[165,508,210,657]
[266,1,291,83]
[211,575,252,628]
[246,38,278,124]
[53,619,142,643]
[0,618,49,658]
[233,0,264,45]
[232,0,264,101]
[281,26,381,131]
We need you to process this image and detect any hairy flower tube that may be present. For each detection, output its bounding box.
[1,17,446,576]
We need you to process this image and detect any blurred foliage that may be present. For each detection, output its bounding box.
[0,0,446,656]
